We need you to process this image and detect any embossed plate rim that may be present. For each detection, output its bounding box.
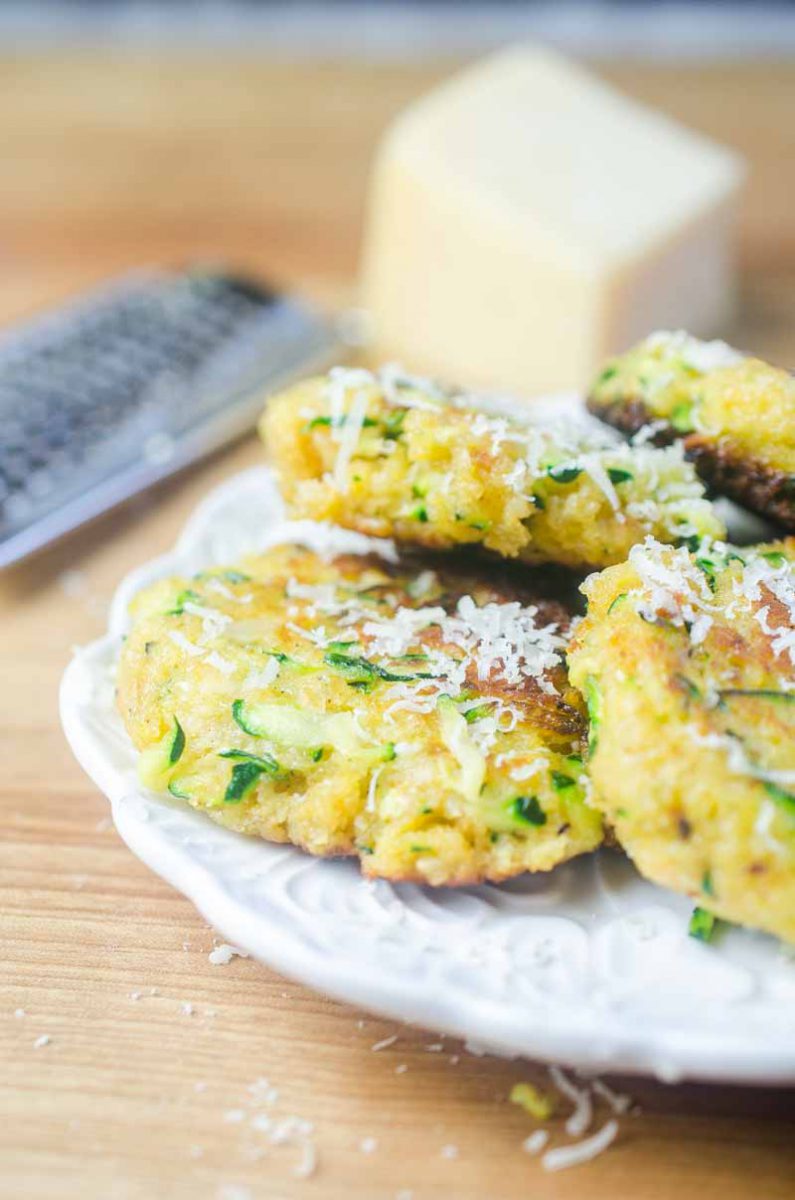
[60,457,795,1085]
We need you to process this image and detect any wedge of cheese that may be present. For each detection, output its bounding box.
[360,46,745,398]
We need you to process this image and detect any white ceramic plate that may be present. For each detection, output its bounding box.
[60,464,795,1085]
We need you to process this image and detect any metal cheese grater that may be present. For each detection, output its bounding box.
[0,267,345,568]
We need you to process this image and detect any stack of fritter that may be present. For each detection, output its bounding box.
[117,339,794,942]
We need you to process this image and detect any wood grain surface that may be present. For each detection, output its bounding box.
[1,54,794,1200]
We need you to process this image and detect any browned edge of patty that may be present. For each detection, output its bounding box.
[586,394,795,532]
[329,549,586,741]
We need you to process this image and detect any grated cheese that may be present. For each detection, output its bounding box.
[371,1034,398,1052]
[548,1066,593,1138]
[365,766,384,814]
[628,537,720,644]
[314,364,714,539]
[541,1118,619,1172]
[646,330,744,373]
[523,1130,550,1155]
[241,658,281,690]
[167,629,203,657]
[204,651,236,676]
[689,728,795,790]
[294,1141,318,1179]
[209,943,249,966]
[734,552,795,668]
[589,1078,632,1115]
[331,382,371,493]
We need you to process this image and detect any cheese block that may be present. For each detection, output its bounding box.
[360,46,745,398]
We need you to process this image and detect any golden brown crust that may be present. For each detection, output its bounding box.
[567,539,795,943]
[684,434,795,531]
[118,543,602,886]
[262,371,724,571]
[587,393,795,531]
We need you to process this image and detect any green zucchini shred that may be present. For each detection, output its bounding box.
[688,906,717,942]
[719,688,795,705]
[673,674,701,701]
[167,588,201,616]
[220,748,283,803]
[306,414,377,431]
[607,592,628,616]
[670,401,695,433]
[760,551,787,567]
[763,781,795,814]
[169,717,186,765]
[232,698,256,735]
[584,675,601,757]
[512,795,547,826]
[323,651,440,688]
[463,702,497,724]
[695,557,719,591]
[547,464,582,484]
[382,408,407,439]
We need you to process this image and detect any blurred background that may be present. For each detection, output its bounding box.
[5,1,795,58]
[1,0,794,324]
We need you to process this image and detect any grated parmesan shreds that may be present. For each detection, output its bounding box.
[645,330,744,374]
[208,943,249,966]
[541,1119,619,1172]
[589,1078,632,1115]
[371,1034,398,1052]
[318,364,716,541]
[688,728,795,796]
[167,629,203,657]
[293,1140,318,1179]
[523,1130,550,1155]
[628,537,720,645]
[274,566,568,746]
[241,658,281,691]
[365,766,384,814]
[628,537,795,673]
[548,1066,593,1138]
[362,594,566,713]
[734,552,795,669]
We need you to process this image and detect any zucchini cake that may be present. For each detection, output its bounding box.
[117,544,602,885]
[568,535,795,943]
[588,330,795,531]
[260,366,724,572]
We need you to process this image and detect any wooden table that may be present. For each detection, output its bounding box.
[1,55,793,1200]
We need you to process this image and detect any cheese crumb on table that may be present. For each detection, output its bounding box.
[208,942,249,966]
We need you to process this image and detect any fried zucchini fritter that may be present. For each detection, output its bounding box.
[260,367,724,572]
[568,536,795,943]
[117,545,602,885]
[588,331,795,530]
